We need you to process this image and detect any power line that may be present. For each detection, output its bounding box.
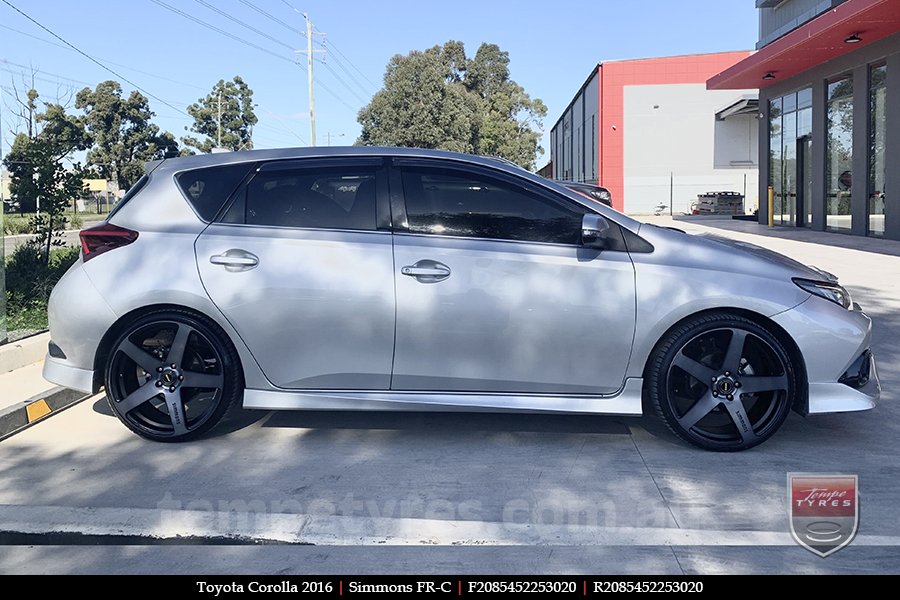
[0,0,190,118]
[258,108,306,145]
[1,59,93,87]
[318,59,366,104]
[0,24,209,92]
[318,36,379,92]
[319,43,374,97]
[192,0,295,52]
[149,0,302,68]
[239,0,304,37]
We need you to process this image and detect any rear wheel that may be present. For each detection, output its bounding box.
[105,310,242,442]
[647,313,796,451]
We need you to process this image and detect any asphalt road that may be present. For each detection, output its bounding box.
[1,216,898,574]
[3,230,81,255]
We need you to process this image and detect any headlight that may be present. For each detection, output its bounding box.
[793,278,852,309]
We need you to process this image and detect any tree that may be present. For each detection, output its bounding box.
[3,100,89,263]
[4,133,40,213]
[183,76,257,153]
[467,44,547,169]
[357,41,547,170]
[2,88,89,214]
[76,80,180,190]
[3,81,41,213]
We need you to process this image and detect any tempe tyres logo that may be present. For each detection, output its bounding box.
[788,473,859,557]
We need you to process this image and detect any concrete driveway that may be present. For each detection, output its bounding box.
[1,216,898,574]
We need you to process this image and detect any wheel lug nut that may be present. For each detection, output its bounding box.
[169,386,176,393]
[178,375,184,381]
[157,366,163,372]
[726,394,734,401]
[712,377,717,383]
[171,363,177,369]
[712,391,719,397]
[155,381,163,388]
[724,371,731,377]
[734,381,742,388]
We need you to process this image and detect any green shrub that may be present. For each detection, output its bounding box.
[2,217,34,235]
[67,213,83,230]
[5,244,80,318]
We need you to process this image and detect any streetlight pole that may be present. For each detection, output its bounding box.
[326,132,345,146]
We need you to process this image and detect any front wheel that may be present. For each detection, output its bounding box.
[105,309,243,442]
[647,313,797,451]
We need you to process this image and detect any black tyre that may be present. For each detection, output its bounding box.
[647,312,797,451]
[105,309,243,442]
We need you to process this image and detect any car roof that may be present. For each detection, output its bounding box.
[148,146,523,176]
[147,146,642,232]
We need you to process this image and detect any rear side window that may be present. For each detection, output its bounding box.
[224,166,378,231]
[175,163,255,222]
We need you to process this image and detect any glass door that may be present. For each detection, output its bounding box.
[797,136,812,227]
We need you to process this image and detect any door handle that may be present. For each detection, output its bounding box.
[401,260,451,282]
[210,249,259,271]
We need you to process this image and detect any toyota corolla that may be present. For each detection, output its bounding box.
[43,147,879,450]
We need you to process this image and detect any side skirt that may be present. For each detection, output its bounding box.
[242,378,644,415]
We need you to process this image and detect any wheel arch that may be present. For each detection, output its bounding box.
[641,307,809,415]
[92,303,250,393]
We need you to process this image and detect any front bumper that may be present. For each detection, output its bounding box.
[807,350,879,414]
[771,295,879,415]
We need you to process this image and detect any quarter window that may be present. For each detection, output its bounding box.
[230,166,378,230]
[175,163,255,221]
[401,168,583,244]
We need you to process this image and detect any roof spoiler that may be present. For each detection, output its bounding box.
[144,158,166,175]
[145,147,189,173]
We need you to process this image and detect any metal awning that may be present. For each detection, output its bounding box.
[715,97,760,120]
[708,0,900,90]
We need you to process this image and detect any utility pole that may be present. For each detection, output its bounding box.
[297,14,325,147]
[306,16,316,146]
[217,90,222,148]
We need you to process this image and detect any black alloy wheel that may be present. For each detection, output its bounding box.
[648,313,797,451]
[105,310,242,442]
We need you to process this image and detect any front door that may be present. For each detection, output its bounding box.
[390,162,636,395]
[196,158,395,390]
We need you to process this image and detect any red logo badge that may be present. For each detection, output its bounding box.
[788,473,858,557]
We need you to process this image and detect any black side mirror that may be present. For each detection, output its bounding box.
[581,214,610,248]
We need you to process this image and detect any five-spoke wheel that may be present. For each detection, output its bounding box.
[105,310,242,442]
[648,313,796,451]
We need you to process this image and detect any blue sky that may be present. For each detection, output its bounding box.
[0,0,758,165]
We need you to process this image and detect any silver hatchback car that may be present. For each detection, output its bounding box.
[43,147,879,450]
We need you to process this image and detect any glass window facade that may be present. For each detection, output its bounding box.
[869,64,887,237]
[768,88,812,226]
[825,75,854,232]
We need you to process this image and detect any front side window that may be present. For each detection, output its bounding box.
[401,167,583,245]
[229,166,377,230]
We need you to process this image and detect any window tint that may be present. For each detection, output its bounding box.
[175,163,255,221]
[401,168,583,244]
[240,167,377,230]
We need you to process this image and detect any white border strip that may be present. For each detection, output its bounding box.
[2,504,900,546]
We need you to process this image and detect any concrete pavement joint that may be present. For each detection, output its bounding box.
[1,504,899,547]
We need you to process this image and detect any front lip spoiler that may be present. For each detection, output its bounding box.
[806,352,879,415]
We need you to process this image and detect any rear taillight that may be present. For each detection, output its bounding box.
[79,223,139,262]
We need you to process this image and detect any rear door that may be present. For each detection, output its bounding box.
[195,157,396,389]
